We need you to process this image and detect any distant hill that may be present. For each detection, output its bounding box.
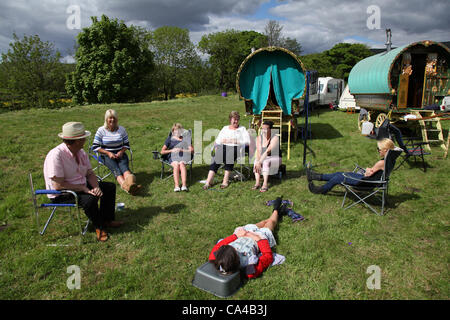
[370,41,450,55]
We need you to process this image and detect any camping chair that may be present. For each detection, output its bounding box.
[396,137,431,172]
[152,130,194,183]
[88,142,133,181]
[29,173,90,236]
[340,148,403,215]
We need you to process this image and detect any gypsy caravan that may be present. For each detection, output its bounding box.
[348,40,450,150]
[236,47,307,159]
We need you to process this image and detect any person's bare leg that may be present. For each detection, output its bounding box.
[180,162,187,187]
[171,162,180,188]
[205,170,215,187]
[253,171,261,188]
[255,210,279,232]
[123,170,132,180]
[261,173,269,190]
[117,175,125,187]
[222,170,231,186]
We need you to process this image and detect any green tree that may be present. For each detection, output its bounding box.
[198,30,267,91]
[282,37,302,56]
[66,15,154,104]
[301,43,373,81]
[0,33,66,108]
[148,26,199,100]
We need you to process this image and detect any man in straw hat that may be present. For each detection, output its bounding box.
[43,122,123,242]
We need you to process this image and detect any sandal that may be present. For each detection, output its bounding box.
[202,184,211,190]
[260,187,269,193]
[96,229,109,242]
[220,184,229,189]
[251,185,261,190]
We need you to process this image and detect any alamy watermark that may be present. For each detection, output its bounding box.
[366,265,381,290]
[366,5,381,30]
[67,265,81,290]
[66,5,81,30]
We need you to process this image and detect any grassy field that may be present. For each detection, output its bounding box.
[0,94,448,300]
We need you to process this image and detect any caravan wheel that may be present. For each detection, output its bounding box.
[375,113,387,128]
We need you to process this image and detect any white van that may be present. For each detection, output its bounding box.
[318,77,345,106]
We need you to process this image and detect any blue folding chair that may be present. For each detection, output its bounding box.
[88,142,133,181]
[29,173,89,236]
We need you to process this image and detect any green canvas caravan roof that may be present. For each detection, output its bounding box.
[236,47,306,115]
[348,40,450,95]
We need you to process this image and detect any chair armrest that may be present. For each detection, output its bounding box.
[342,173,384,185]
[152,151,161,160]
[35,189,63,195]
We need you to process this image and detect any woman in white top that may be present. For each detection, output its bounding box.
[203,111,250,189]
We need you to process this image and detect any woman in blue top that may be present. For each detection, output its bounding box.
[160,123,194,192]
[93,109,141,195]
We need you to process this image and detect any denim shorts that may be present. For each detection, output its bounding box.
[101,152,130,177]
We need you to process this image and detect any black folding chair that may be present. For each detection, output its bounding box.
[341,148,403,215]
[396,137,431,172]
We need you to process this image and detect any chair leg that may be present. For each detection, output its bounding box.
[40,207,58,235]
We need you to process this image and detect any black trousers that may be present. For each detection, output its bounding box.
[52,181,116,229]
[209,145,240,172]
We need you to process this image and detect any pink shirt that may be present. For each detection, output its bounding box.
[43,143,92,198]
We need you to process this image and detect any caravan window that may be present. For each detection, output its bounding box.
[319,84,324,92]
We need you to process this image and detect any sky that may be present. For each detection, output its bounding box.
[0,0,449,63]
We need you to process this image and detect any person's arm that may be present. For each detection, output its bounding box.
[260,135,279,163]
[364,160,384,177]
[116,127,130,158]
[208,234,238,261]
[246,239,273,279]
[254,136,262,173]
[51,177,90,193]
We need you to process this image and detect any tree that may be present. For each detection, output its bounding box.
[0,33,66,108]
[324,43,373,80]
[66,15,154,104]
[264,20,302,55]
[264,20,283,47]
[148,26,199,100]
[301,43,373,81]
[198,30,267,91]
[282,37,302,56]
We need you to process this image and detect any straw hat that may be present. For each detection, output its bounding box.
[58,122,91,140]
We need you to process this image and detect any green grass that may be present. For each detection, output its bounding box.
[0,94,448,299]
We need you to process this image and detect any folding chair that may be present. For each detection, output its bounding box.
[29,173,90,236]
[88,142,133,181]
[340,148,403,215]
[397,138,431,172]
[152,130,194,183]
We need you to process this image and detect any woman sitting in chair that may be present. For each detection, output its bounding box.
[203,111,250,190]
[307,138,395,194]
[92,109,141,195]
[252,120,282,192]
[160,123,194,192]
